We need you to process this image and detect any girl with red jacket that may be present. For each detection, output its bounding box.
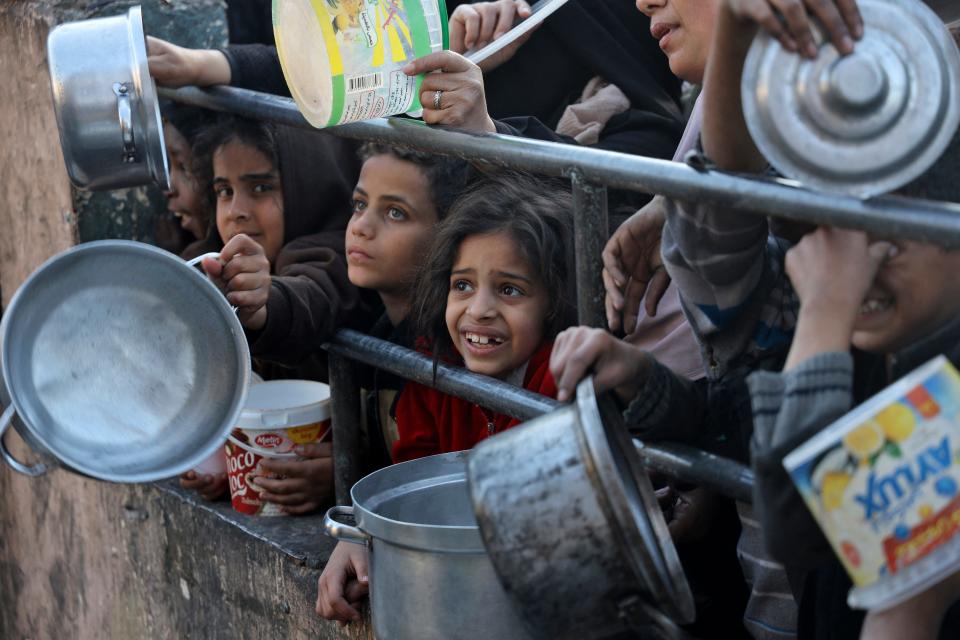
[317,171,575,624]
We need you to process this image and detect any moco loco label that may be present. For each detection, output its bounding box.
[786,356,960,591]
[225,439,285,517]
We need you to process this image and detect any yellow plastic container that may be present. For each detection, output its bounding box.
[273,0,448,128]
[785,356,960,610]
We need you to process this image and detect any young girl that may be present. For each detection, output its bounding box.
[316,171,574,624]
[179,114,373,513]
[391,171,574,461]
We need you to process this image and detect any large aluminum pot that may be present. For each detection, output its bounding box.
[323,452,532,640]
[741,0,960,198]
[0,241,249,482]
[467,377,695,640]
[47,6,169,191]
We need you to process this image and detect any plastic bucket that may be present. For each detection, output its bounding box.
[273,0,448,128]
[226,380,332,516]
[191,372,264,476]
[785,356,960,610]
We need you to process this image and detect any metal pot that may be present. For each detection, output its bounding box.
[741,0,960,198]
[47,5,169,191]
[0,241,249,482]
[467,377,694,640]
[323,452,532,640]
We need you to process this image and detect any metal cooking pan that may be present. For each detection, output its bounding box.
[0,241,249,482]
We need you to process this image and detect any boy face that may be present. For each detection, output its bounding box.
[346,155,440,297]
[163,122,208,240]
[635,0,717,84]
[213,140,285,264]
[852,241,960,353]
[445,232,550,380]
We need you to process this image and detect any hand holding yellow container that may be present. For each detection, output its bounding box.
[274,0,448,127]
[785,356,960,610]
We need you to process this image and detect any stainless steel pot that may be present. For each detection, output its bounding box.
[323,452,533,640]
[741,0,960,198]
[467,377,694,640]
[0,241,249,482]
[47,5,169,191]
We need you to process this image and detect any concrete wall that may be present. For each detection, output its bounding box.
[0,2,373,638]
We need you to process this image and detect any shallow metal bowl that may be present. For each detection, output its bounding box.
[0,241,249,483]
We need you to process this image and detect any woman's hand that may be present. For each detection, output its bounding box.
[250,443,334,515]
[316,541,370,625]
[602,197,670,334]
[202,234,272,331]
[179,470,229,501]
[146,36,232,87]
[404,52,497,133]
[449,0,534,72]
[549,326,653,404]
[721,0,863,57]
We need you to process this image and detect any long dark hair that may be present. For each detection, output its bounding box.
[412,170,576,365]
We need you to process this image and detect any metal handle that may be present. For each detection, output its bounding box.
[0,404,48,477]
[113,82,136,163]
[186,252,221,270]
[323,505,370,545]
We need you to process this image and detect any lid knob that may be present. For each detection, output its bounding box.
[823,53,888,111]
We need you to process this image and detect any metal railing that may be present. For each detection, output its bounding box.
[161,85,958,506]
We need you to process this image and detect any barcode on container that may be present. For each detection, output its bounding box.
[346,72,383,93]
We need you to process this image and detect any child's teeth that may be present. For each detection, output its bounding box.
[859,299,890,314]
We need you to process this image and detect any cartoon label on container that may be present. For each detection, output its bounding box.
[785,356,960,607]
[274,0,448,128]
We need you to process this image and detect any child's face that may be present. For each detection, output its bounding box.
[213,140,284,263]
[852,241,960,353]
[346,155,439,295]
[163,122,207,240]
[445,232,550,380]
[635,0,717,84]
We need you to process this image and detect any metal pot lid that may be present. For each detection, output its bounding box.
[741,0,960,198]
[0,241,248,483]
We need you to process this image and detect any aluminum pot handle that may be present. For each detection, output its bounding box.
[324,505,371,546]
[113,82,136,164]
[186,253,241,315]
[0,404,49,477]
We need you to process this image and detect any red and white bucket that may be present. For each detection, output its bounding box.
[226,380,331,516]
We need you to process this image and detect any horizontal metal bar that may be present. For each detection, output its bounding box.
[161,85,960,247]
[325,329,557,420]
[634,441,754,504]
[325,330,753,501]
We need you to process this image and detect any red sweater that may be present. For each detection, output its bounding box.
[391,342,557,463]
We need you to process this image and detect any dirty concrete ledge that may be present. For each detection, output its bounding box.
[0,441,373,640]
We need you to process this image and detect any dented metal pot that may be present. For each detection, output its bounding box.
[47,5,169,190]
[467,377,694,640]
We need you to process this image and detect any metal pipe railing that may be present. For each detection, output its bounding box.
[326,330,754,502]
[161,85,960,248]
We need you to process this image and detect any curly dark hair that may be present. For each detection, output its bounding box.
[191,114,280,209]
[358,142,473,220]
[412,170,576,365]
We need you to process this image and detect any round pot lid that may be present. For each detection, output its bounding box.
[741,0,960,198]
